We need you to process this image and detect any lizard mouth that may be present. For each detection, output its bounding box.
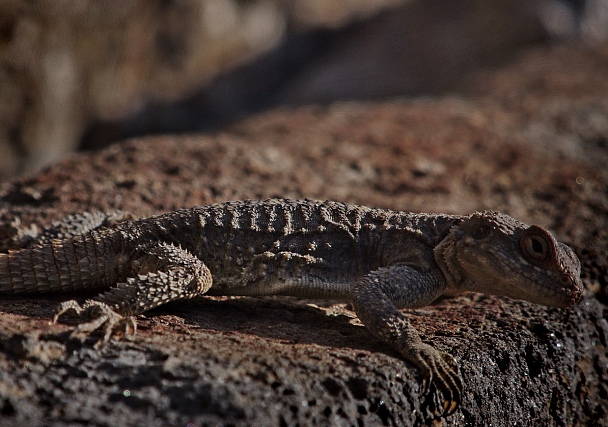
[519,262,583,307]
[478,247,582,307]
[559,273,582,306]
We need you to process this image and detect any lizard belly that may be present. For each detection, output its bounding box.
[207,275,354,299]
[205,250,359,299]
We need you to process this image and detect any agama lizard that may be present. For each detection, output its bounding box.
[0,199,583,417]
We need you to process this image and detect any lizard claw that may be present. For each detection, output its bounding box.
[404,343,463,417]
[53,299,137,345]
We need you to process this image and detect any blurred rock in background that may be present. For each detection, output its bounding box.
[0,0,605,178]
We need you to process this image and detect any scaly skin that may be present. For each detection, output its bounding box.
[0,199,583,418]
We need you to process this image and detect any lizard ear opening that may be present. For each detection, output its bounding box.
[519,226,554,263]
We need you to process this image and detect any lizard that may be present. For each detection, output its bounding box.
[0,198,583,417]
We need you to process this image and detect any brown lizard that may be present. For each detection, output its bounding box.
[0,199,583,417]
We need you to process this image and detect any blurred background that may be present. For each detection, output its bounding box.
[1,0,606,179]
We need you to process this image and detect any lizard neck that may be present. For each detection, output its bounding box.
[433,226,473,291]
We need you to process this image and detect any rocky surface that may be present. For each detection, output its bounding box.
[0,42,607,426]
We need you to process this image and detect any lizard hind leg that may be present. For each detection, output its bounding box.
[53,299,137,347]
[53,242,213,344]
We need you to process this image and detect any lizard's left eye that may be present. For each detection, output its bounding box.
[520,234,549,261]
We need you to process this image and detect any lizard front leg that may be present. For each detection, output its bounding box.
[352,265,462,417]
[54,242,212,344]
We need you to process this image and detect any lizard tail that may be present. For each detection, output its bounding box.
[0,232,120,294]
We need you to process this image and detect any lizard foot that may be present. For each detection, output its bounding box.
[53,300,137,347]
[404,343,463,417]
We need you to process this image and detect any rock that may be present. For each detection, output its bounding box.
[0,42,606,426]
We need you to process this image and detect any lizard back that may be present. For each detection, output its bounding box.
[142,199,456,299]
[0,199,457,298]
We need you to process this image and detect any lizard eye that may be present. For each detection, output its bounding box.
[520,234,549,261]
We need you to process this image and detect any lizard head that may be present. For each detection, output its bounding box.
[435,211,582,307]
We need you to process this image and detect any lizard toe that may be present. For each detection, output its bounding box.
[53,299,85,324]
[432,352,462,417]
[404,345,433,395]
[404,343,462,417]
[96,314,137,349]
[53,299,135,345]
